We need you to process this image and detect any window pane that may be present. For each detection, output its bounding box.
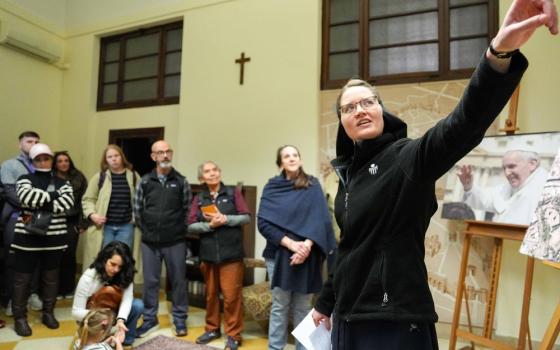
[370,0,437,17]
[330,24,359,52]
[450,0,485,6]
[105,42,120,62]
[450,38,487,69]
[102,84,117,104]
[330,0,359,23]
[126,33,159,58]
[124,56,158,80]
[104,63,119,83]
[370,12,437,46]
[370,43,438,76]
[123,78,157,101]
[165,52,181,74]
[329,52,359,80]
[167,29,182,51]
[450,5,487,38]
[164,75,180,97]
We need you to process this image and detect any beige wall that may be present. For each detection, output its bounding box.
[0,0,558,344]
[0,6,64,160]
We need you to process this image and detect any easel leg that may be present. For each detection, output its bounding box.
[539,300,560,350]
[484,238,503,339]
[450,234,472,350]
[517,257,535,350]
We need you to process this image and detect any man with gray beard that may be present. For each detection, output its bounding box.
[134,140,192,338]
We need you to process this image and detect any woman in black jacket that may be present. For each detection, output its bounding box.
[311,1,558,349]
[53,151,88,299]
[187,161,251,350]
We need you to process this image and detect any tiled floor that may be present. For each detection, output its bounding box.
[0,292,472,350]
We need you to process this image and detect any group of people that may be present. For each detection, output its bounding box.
[0,138,191,346]
[0,1,557,349]
[0,134,336,350]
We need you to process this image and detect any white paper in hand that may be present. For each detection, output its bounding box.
[291,309,331,350]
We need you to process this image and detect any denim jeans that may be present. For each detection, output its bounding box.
[102,222,134,248]
[124,298,144,344]
[265,259,312,350]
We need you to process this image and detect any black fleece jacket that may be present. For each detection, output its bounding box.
[314,53,528,323]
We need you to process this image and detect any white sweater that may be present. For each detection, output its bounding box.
[72,268,134,322]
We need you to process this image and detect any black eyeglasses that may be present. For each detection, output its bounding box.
[153,149,174,156]
[339,96,379,115]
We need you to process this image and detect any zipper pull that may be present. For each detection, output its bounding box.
[344,192,349,209]
[382,292,388,307]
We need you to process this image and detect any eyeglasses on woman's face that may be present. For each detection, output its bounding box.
[339,96,379,115]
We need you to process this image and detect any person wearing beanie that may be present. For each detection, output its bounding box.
[11,143,74,337]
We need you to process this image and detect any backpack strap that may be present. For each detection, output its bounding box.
[97,171,106,190]
[16,158,34,173]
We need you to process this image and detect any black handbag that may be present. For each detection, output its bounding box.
[23,178,55,235]
[24,210,53,235]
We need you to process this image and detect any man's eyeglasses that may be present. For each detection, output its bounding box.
[153,149,174,156]
[339,96,379,115]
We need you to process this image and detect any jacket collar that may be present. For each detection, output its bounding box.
[148,167,178,180]
[332,109,407,169]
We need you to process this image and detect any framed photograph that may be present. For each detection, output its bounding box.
[441,131,560,225]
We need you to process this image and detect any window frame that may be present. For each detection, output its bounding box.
[321,0,498,89]
[97,21,183,111]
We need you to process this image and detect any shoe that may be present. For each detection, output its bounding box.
[14,317,32,337]
[42,312,59,329]
[5,300,13,317]
[175,326,187,337]
[64,293,74,299]
[196,330,221,344]
[136,322,159,338]
[224,336,241,350]
[28,293,43,311]
[56,295,64,301]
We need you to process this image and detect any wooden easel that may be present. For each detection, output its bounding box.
[448,220,535,350]
[538,261,560,350]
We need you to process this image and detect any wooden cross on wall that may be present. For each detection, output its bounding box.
[235,52,251,85]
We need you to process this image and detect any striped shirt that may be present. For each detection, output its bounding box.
[12,173,74,251]
[106,172,132,225]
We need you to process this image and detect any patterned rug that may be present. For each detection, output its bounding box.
[135,335,219,350]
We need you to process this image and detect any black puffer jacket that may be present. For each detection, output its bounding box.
[314,53,528,323]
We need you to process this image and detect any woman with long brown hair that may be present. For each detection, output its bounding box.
[258,145,336,350]
[53,151,88,298]
[81,145,140,271]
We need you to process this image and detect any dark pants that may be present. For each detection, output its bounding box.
[332,315,439,350]
[141,241,188,328]
[3,218,41,303]
[58,227,79,295]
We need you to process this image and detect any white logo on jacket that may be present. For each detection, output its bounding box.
[369,163,379,175]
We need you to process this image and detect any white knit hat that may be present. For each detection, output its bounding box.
[29,143,53,160]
